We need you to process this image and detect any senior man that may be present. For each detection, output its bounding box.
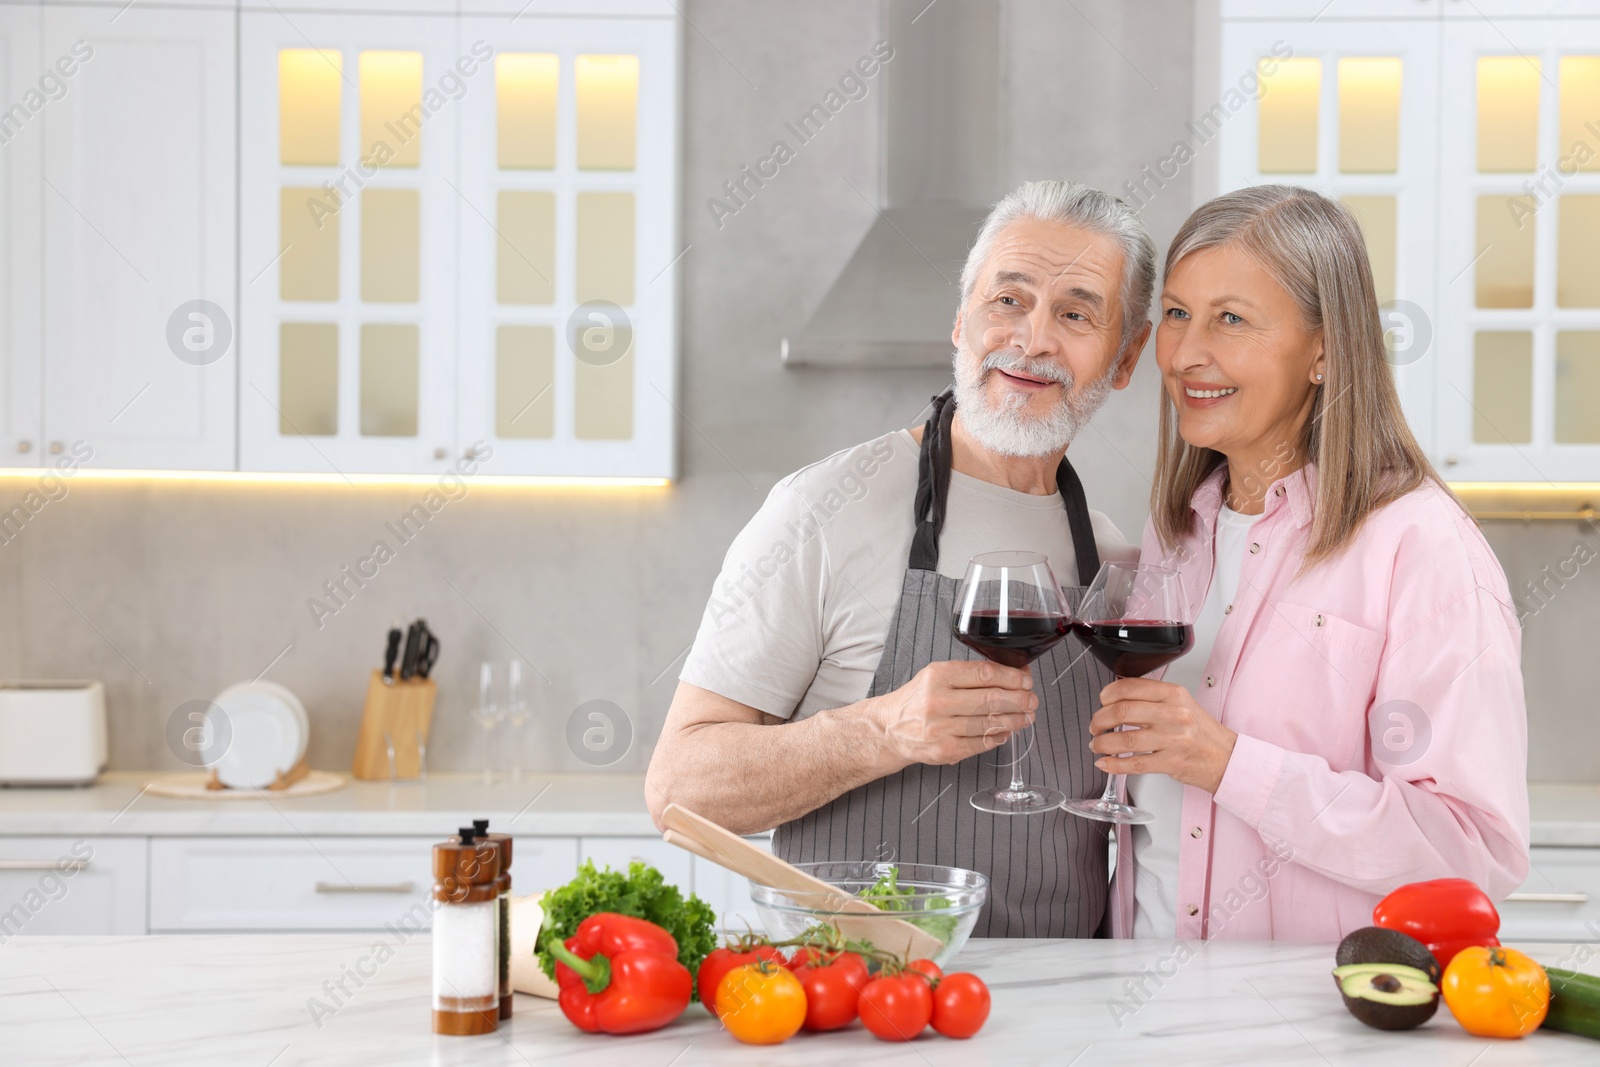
[648,180,1155,936]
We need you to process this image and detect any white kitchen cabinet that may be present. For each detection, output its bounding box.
[1213,18,1442,459]
[0,836,146,937]
[1211,3,1600,482]
[39,1,237,471]
[1433,17,1600,481]
[691,834,772,934]
[454,9,679,479]
[239,3,680,478]
[1219,0,1443,18]
[149,834,578,932]
[579,835,693,894]
[0,2,41,468]
[1500,846,1600,943]
[238,8,462,475]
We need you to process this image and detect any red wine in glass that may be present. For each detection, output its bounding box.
[1072,619,1195,678]
[956,609,1071,670]
[1062,562,1193,826]
[953,551,1074,816]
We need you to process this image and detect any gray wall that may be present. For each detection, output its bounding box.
[1,1,1595,782]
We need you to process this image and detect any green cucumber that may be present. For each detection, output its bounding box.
[1543,967,1600,1040]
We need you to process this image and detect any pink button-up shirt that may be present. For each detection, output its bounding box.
[1110,463,1530,940]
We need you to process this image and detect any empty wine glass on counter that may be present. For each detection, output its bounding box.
[472,661,505,783]
[503,658,530,780]
[1063,561,1194,825]
[953,551,1074,815]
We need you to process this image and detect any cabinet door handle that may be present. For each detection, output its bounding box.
[0,860,90,871]
[314,881,415,895]
[1505,892,1589,904]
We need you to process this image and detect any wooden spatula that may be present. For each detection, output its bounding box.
[659,802,944,961]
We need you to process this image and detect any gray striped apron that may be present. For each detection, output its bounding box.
[773,389,1113,938]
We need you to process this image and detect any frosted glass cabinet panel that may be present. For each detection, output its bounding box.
[242,6,679,477]
[241,11,462,475]
[456,11,678,479]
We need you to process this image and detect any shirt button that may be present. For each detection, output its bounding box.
[1223,604,1233,615]
[1275,486,1285,497]
[1190,827,1203,838]
[1205,676,1215,687]
[1314,614,1325,626]
[1249,542,1261,554]
[1186,904,1199,916]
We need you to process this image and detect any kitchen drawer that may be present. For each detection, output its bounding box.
[1499,847,1600,942]
[579,836,693,895]
[150,835,578,932]
[691,834,772,933]
[0,837,147,937]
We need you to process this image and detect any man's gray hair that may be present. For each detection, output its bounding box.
[958,180,1157,354]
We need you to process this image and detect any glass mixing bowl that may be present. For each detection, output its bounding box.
[747,861,988,969]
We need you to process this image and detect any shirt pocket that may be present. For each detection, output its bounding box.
[1239,603,1386,768]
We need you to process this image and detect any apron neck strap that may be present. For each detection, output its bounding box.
[909,388,1103,587]
[909,390,957,573]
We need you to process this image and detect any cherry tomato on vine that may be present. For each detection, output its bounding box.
[859,972,933,1041]
[907,958,943,983]
[931,972,991,1038]
[697,945,785,1016]
[795,951,870,1031]
[716,962,807,1045]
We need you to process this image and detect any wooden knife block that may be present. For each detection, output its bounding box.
[352,671,435,780]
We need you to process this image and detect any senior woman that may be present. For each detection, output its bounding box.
[1094,185,1530,941]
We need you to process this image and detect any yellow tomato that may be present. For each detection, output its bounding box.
[1441,946,1550,1039]
[716,962,806,1045]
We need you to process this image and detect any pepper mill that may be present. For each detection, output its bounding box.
[431,827,501,1035]
[472,818,515,1020]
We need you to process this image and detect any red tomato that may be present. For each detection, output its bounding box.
[795,951,870,1031]
[858,972,933,1041]
[697,945,785,1015]
[783,946,823,970]
[907,959,943,983]
[931,972,991,1039]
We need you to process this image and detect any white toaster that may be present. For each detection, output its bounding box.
[0,681,108,786]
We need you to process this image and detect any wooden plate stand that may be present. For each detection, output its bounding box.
[204,755,311,791]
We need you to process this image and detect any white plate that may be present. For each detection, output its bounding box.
[207,682,308,789]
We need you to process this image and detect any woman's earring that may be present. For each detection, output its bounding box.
[1315,373,1324,382]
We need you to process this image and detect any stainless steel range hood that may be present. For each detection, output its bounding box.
[781,0,1001,368]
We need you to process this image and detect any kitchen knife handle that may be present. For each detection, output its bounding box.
[382,627,402,684]
[399,622,422,680]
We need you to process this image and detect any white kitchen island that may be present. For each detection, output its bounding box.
[3,934,1598,1065]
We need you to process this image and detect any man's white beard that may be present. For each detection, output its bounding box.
[950,327,1120,457]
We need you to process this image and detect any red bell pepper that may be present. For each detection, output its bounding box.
[1373,877,1501,970]
[545,912,693,1034]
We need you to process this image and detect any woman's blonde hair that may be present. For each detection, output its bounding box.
[1151,184,1453,565]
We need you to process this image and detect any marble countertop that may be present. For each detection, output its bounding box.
[0,773,1595,845]
[0,772,669,837]
[4,934,1598,1065]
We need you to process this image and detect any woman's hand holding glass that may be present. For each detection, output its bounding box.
[1089,677,1238,795]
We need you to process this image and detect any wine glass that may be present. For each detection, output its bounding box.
[1062,561,1194,825]
[472,660,505,783]
[503,658,530,780]
[953,551,1074,815]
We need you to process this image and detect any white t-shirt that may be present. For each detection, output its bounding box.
[679,429,1138,720]
[1128,503,1263,938]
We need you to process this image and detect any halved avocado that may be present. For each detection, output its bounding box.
[1335,927,1441,984]
[1331,963,1440,1031]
